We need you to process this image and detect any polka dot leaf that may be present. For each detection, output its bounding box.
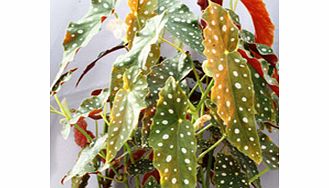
[50,68,78,96]
[106,66,148,162]
[157,0,204,53]
[69,88,110,125]
[52,0,116,89]
[110,12,168,100]
[202,2,262,164]
[230,146,262,188]
[249,65,278,124]
[259,131,279,169]
[62,134,108,183]
[128,159,155,176]
[214,153,249,188]
[144,176,161,188]
[149,77,197,188]
[147,52,193,104]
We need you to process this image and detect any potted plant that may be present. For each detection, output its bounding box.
[50,0,279,187]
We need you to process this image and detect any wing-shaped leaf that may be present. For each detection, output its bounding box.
[52,0,116,87]
[62,134,108,183]
[240,0,275,46]
[158,0,204,53]
[149,77,197,188]
[110,12,168,100]
[230,146,261,188]
[259,132,279,169]
[147,53,193,103]
[128,159,155,175]
[106,67,148,162]
[249,65,277,124]
[51,68,78,95]
[214,153,249,188]
[202,2,262,163]
[69,89,110,125]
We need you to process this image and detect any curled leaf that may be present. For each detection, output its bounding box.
[51,68,77,95]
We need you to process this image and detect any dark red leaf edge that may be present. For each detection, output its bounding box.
[75,43,126,87]
[241,0,275,46]
[50,67,78,95]
[197,0,223,10]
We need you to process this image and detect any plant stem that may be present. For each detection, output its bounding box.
[196,79,214,111]
[233,0,240,11]
[159,36,186,55]
[188,74,207,98]
[205,150,214,187]
[54,94,93,142]
[124,143,141,188]
[198,134,226,160]
[192,64,205,94]
[196,123,213,136]
[95,121,99,138]
[249,166,270,184]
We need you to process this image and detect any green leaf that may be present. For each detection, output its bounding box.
[249,65,277,124]
[69,89,109,125]
[259,132,279,169]
[63,135,108,183]
[230,146,261,188]
[128,159,155,176]
[50,68,77,95]
[227,9,241,28]
[202,2,262,163]
[214,153,249,188]
[60,98,72,139]
[240,30,255,43]
[52,0,116,87]
[110,12,168,100]
[147,53,193,103]
[158,0,204,53]
[149,77,197,188]
[106,66,148,162]
[144,176,160,188]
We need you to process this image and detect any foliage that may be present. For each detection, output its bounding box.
[51,0,279,187]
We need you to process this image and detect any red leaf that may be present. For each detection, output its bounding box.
[74,118,95,148]
[142,170,160,185]
[197,0,223,10]
[241,0,275,46]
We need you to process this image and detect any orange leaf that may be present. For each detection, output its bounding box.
[241,0,275,46]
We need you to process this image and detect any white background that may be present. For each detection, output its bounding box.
[3,0,329,188]
[50,0,279,187]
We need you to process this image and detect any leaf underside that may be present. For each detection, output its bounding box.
[106,67,148,162]
[149,77,197,188]
[202,2,262,163]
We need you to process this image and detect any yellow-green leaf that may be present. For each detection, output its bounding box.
[106,66,148,162]
[149,77,197,188]
[202,2,262,163]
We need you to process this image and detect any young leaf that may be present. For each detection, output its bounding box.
[110,12,168,100]
[69,89,110,125]
[106,66,148,162]
[50,68,78,95]
[147,53,193,103]
[62,134,108,183]
[202,2,262,163]
[158,0,204,53]
[214,153,249,188]
[259,132,279,169]
[240,0,275,46]
[52,0,116,88]
[149,77,197,188]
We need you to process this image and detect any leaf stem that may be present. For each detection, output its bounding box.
[159,36,186,55]
[196,79,214,111]
[249,166,270,184]
[233,0,240,11]
[124,143,141,188]
[188,74,207,98]
[196,123,213,136]
[205,150,214,187]
[198,134,226,160]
